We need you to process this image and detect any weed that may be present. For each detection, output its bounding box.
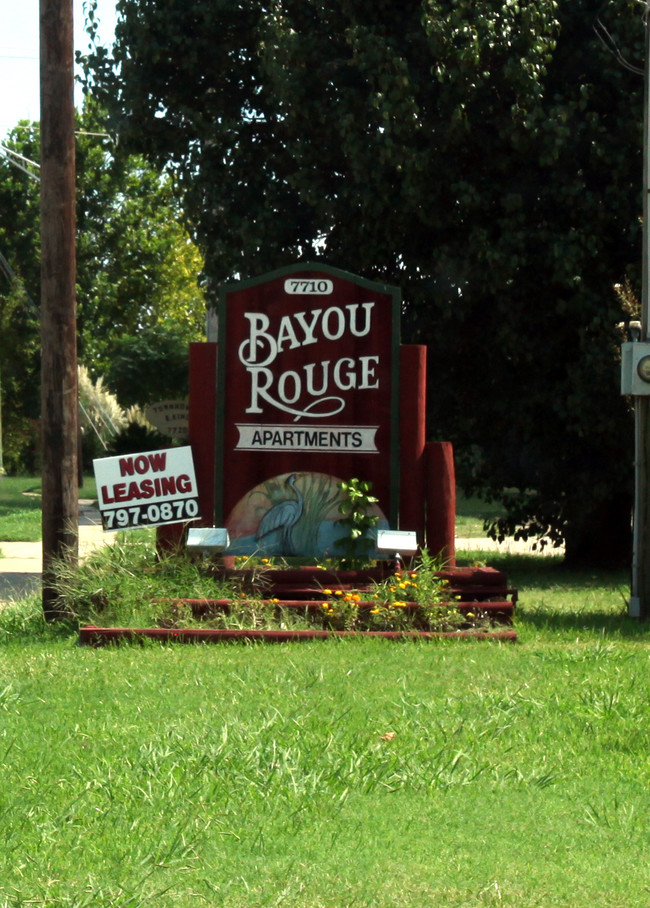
[320,550,486,632]
[334,477,379,566]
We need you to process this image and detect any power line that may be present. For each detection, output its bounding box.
[0,143,40,180]
[594,16,644,76]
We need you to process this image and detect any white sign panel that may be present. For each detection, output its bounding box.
[93,446,200,530]
[235,423,378,452]
[144,400,189,438]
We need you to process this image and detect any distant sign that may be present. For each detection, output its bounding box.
[145,400,189,439]
[93,446,200,530]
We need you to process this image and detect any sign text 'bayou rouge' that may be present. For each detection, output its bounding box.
[237,302,378,445]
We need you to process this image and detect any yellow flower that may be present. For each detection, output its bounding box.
[335,590,344,596]
[370,608,380,615]
[323,589,333,595]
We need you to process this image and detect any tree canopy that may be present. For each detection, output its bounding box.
[82,0,645,564]
[0,106,206,470]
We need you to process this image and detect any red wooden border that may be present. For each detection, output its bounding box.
[426,441,456,564]
[151,598,514,621]
[155,342,218,553]
[189,341,218,526]
[80,626,517,645]
[399,345,426,543]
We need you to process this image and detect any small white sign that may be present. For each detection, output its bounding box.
[93,446,200,530]
[284,278,333,295]
[144,400,189,438]
[235,423,379,452]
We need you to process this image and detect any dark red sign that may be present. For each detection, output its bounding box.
[215,264,400,557]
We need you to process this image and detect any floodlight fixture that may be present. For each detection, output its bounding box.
[186,527,230,556]
[376,529,418,567]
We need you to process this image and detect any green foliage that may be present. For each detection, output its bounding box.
[321,549,470,632]
[334,477,379,564]
[0,176,41,473]
[0,106,205,471]
[51,535,231,628]
[0,589,648,905]
[0,476,97,542]
[78,364,128,465]
[75,102,206,377]
[106,412,170,456]
[0,476,42,542]
[82,0,644,565]
[105,326,190,408]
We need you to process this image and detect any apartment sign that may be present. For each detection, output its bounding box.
[214,264,400,549]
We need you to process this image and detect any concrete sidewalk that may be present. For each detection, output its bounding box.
[0,502,117,602]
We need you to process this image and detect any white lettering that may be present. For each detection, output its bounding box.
[333,358,357,391]
[238,303,375,368]
[238,313,276,367]
[246,367,274,414]
[277,370,302,405]
[276,315,301,352]
[238,302,380,418]
[246,364,344,419]
[322,307,346,340]
[359,355,379,389]
[293,310,322,345]
[304,361,330,396]
[349,302,374,337]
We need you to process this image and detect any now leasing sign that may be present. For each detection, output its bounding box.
[93,446,200,530]
[213,264,400,555]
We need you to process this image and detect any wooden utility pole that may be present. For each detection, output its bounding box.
[40,0,78,617]
[630,6,650,618]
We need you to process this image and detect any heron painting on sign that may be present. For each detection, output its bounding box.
[255,473,304,553]
[225,471,388,559]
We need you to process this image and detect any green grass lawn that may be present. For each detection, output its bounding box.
[0,619,647,907]
[454,493,506,537]
[0,475,97,543]
[0,480,647,906]
[0,541,646,907]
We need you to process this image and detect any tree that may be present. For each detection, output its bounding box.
[0,107,206,470]
[0,126,43,472]
[75,102,206,376]
[82,0,644,564]
[105,325,191,407]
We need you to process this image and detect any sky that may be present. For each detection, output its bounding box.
[0,0,117,135]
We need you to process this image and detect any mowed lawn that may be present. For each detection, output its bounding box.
[0,481,648,906]
[0,554,648,907]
